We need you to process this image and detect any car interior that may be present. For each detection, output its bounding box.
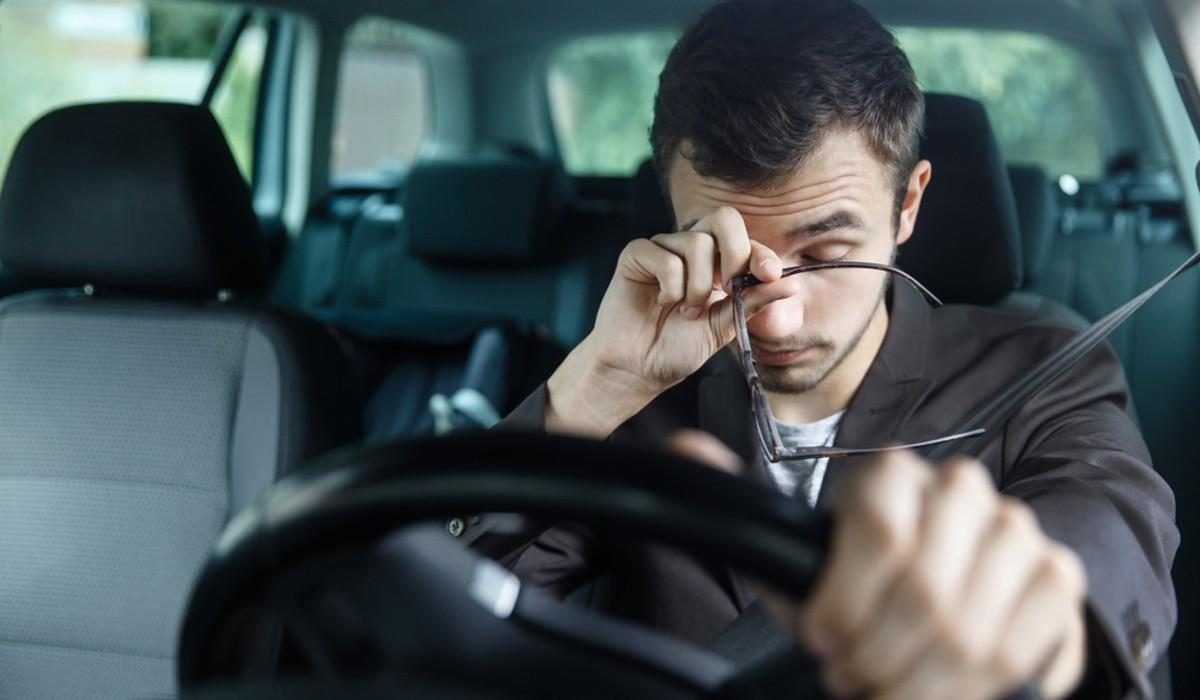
[0,0,1197,698]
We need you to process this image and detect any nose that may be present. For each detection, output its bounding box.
[746,276,807,340]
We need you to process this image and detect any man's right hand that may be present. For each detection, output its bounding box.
[545,206,795,438]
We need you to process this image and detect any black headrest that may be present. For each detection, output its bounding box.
[1007,164,1057,285]
[0,101,267,296]
[630,159,674,236]
[403,157,572,265]
[898,93,1023,305]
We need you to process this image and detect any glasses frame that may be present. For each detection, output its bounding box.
[730,261,984,462]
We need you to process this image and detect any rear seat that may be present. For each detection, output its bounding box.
[274,154,631,440]
[1010,160,1198,699]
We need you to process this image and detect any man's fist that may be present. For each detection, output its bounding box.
[789,451,1087,700]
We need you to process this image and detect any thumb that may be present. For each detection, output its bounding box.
[666,429,744,475]
[707,275,801,350]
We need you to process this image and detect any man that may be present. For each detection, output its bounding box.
[475,1,1178,698]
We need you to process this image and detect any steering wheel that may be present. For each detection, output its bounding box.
[175,431,1034,699]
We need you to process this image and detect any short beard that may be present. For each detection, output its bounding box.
[756,316,871,394]
[755,276,891,395]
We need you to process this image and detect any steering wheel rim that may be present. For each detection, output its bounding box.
[177,430,833,693]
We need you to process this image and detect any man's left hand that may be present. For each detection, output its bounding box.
[668,431,1088,700]
[786,450,1088,700]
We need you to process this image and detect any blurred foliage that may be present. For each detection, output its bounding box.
[146,1,232,59]
[894,28,1103,177]
[211,24,265,180]
[548,31,678,176]
[0,1,259,185]
[549,28,1104,178]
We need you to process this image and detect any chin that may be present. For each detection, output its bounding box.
[758,354,835,395]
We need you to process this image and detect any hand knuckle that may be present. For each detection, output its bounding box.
[941,625,987,669]
[898,563,944,619]
[993,499,1038,537]
[869,453,903,479]
[855,504,906,559]
[1044,545,1087,596]
[686,230,714,248]
[939,457,992,492]
[622,238,649,259]
[663,253,685,278]
[713,205,740,224]
[989,646,1029,686]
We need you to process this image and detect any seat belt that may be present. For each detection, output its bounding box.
[925,246,1200,462]
[708,248,1200,696]
[429,326,510,435]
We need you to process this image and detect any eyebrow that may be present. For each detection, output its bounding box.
[786,211,865,239]
[676,211,865,237]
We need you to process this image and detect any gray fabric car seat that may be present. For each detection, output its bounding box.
[0,102,361,700]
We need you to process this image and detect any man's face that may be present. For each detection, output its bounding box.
[668,128,928,395]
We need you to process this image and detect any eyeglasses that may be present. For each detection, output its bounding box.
[730,261,984,462]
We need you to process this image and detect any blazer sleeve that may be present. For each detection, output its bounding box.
[1001,343,1178,700]
[461,384,605,599]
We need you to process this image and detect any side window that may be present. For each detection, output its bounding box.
[209,17,267,180]
[330,16,429,182]
[0,0,266,185]
[893,28,1106,178]
[547,31,679,176]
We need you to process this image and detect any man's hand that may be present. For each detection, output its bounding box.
[781,451,1088,700]
[669,432,1088,700]
[546,207,798,438]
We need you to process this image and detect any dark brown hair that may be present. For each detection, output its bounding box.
[651,0,924,211]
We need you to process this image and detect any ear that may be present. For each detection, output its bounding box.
[895,159,932,246]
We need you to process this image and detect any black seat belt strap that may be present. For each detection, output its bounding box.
[927,248,1200,461]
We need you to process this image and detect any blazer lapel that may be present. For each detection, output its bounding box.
[696,284,935,609]
[816,282,934,507]
[698,351,771,487]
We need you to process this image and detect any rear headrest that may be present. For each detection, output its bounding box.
[1007,164,1057,284]
[0,101,267,296]
[403,157,572,265]
[898,93,1023,305]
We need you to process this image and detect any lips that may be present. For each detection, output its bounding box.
[751,345,816,366]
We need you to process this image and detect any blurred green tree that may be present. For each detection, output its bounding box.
[146,1,232,59]
[548,28,1105,178]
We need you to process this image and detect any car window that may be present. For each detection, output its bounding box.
[330,16,429,183]
[208,17,267,180]
[894,27,1106,178]
[547,31,679,176]
[0,0,265,184]
[547,28,1106,179]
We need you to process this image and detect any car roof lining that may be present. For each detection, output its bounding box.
[235,0,1133,52]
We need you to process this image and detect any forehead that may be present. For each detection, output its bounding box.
[667,128,893,228]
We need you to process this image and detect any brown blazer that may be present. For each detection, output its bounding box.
[473,282,1177,699]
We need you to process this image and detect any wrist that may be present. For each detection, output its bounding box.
[544,335,662,439]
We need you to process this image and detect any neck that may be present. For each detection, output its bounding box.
[767,300,890,424]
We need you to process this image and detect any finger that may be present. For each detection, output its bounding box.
[943,499,1047,676]
[705,277,798,348]
[916,546,1085,700]
[803,451,933,658]
[652,232,719,317]
[691,206,754,287]
[869,644,985,700]
[666,429,744,475]
[997,546,1087,699]
[832,459,999,691]
[619,238,687,308]
[748,239,783,283]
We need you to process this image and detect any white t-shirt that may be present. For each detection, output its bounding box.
[765,411,845,507]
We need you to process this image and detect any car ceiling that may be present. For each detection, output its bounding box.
[245,0,1135,51]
